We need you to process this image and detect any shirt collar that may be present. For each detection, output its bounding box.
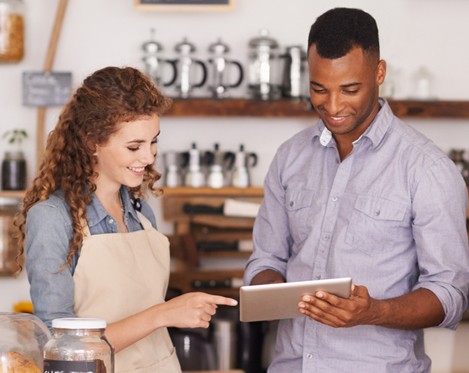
[86,186,138,228]
[314,98,393,149]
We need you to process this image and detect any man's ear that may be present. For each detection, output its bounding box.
[376,59,387,86]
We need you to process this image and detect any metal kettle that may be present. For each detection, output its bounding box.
[207,38,244,98]
[141,29,177,89]
[280,45,308,99]
[173,37,208,98]
[247,29,280,101]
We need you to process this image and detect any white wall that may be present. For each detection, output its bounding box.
[1,1,469,371]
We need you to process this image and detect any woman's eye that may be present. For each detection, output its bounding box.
[127,146,140,152]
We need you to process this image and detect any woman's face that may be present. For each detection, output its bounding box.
[93,114,160,190]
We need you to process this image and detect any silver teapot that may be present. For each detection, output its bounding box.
[207,38,244,98]
[173,37,208,98]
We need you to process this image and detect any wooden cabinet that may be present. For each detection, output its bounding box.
[162,186,263,297]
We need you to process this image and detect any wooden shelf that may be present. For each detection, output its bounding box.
[162,186,264,196]
[165,98,469,119]
[0,190,25,199]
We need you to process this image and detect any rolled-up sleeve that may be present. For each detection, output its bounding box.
[25,200,75,328]
[412,157,469,329]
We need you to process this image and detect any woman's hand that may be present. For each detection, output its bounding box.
[160,292,238,329]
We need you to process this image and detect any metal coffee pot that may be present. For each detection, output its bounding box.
[280,45,308,99]
[184,143,206,187]
[141,29,177,89]
[207,38,244,98]
[173,37,208,98]
[247,29,280,101]
[231,144,258,188]
[206,143,235,188]
[163,151,187,188]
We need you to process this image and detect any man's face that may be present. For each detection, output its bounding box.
[308,44,385,143]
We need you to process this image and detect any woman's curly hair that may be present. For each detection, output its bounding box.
[15,66,172,271]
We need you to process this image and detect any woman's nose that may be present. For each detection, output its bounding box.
[141,146,156,164]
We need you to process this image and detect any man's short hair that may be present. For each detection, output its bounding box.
[308,8,380,59]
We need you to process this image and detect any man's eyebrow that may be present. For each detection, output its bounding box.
[310,80,324,87]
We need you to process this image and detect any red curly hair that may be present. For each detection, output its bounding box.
[16,66,172,271]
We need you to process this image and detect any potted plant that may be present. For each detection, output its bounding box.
[1,128,28,191]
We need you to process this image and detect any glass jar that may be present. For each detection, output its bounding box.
[1,150,27,190]
[0,312,52,372]
[43,318,114,373]
[0,0,25,62]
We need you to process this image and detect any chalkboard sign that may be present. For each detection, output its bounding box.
[22,71,73,107]
[135,0,234,11]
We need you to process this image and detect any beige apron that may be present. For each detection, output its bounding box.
[73,212,182,373]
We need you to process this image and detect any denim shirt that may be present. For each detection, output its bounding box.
[245,99,469,373]
[25,186,157,328]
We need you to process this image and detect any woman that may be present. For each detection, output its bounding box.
[16,66,237,372]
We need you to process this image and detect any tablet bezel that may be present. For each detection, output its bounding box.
[239,277,352,322]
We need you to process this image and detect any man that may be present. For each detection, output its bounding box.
[244,7,469,373]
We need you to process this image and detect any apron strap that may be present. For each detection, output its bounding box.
[136,211,154,231]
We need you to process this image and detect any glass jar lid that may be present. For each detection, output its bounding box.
[208,38,230,54]
[174,37,196,53]
[248,29,278,49]
[52,318,106,329]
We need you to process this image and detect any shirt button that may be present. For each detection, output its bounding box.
[323,234,330,241]
[306,353,313,359]
[331,196,338,202]
[108,218,114,224]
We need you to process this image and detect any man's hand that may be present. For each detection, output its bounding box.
[298,284,381,328]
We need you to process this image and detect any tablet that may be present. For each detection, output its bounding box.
[239,277,352,322]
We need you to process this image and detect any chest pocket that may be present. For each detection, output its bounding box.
[345,195,408,256]
[285,187,315,244]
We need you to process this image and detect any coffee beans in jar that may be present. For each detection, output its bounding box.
[0,0,25,63]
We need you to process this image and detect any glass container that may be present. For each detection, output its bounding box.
[43,318,114,373]
[0,0,24,62]
[0,312,52,372]
[1,150,27,190]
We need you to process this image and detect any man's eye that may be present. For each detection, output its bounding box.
[344,89,359,94]
[311,88,326,94]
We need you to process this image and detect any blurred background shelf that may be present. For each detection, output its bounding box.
[165,98,469,119]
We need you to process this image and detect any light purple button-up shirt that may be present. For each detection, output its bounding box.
[244,99,469,373]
